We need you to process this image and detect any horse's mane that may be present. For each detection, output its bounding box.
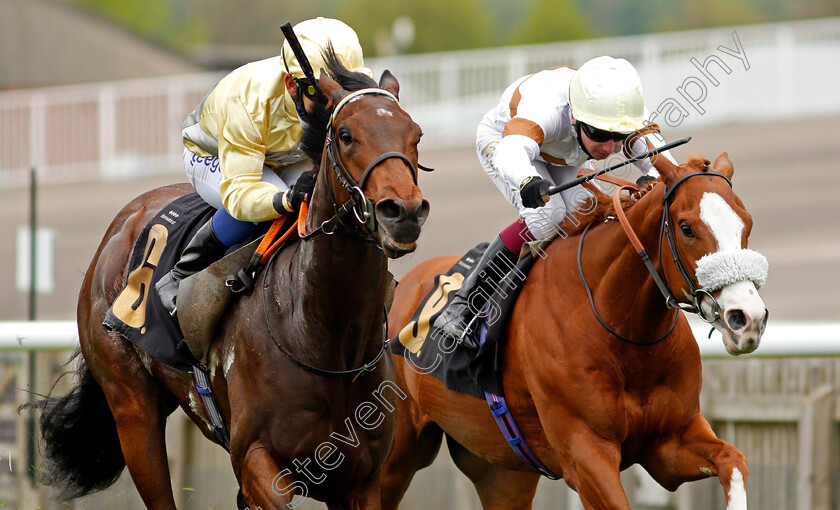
[557,157,713,237]
[298,46,380,164]
[557,180,656,237]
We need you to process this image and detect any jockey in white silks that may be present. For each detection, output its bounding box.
[434,56,678,346]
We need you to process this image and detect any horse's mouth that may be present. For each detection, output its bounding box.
[380,235,417,258]
[718,319,763,356]
[375,204,426,259]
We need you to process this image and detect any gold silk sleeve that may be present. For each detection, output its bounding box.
[502,118,545,146]
[217,95,283,222]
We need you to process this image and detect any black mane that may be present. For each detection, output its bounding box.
[298,46,379,164]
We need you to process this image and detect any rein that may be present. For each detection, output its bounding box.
[299,88,429,242]
[578,170,733,345]
[584,170,733,343]
[260,247,391,379]
[578,223,679,345]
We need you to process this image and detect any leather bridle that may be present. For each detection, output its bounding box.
[578,169,733,345]
[300,88,431,242]
[612,169,733,322]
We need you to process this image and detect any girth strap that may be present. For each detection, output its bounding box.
[193,365,231,452]
[478,323,560,479]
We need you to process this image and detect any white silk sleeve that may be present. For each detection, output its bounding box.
[494,134,543,189]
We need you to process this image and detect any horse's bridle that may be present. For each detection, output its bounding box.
[619,169,733,314]
[579,169,733,345]
[300,88,430,242]
[261,88,429,377]
[657,170,732,320]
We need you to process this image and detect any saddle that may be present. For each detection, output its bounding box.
[103,193,296,370]
[391,244,537,398]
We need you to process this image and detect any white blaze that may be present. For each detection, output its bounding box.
[699,192,744,252]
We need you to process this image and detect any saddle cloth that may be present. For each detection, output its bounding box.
[391,243,536,398]
[103,192,287,371]
[102,193,217,370]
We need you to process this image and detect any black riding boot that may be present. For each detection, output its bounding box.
[432,236,518,347]
[155,219,228,316]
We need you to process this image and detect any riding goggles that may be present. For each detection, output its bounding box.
[579,122,630,143]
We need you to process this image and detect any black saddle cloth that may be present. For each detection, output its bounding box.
[391,243,536,398]
[103,193,272,371]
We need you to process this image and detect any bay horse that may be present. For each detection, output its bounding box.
[29,56,429,509]
[381,153,768,509]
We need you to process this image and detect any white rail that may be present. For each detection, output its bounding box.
[1,320,839,357]
[2,18,840,187]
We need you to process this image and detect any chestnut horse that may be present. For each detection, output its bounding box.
[381,153,768,509]
[30,58,429,509]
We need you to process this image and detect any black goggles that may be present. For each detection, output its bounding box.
[295,79,319,100]
[579,122,630,143]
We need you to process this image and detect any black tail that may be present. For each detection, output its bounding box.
[20,350,125,500]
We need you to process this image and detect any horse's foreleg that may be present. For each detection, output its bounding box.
[236,442,300,510]
[555,432,631,510]
[644,414,748,510]
[446,434,540,510]
[380,387,445,510]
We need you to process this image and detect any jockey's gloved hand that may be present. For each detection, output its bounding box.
[519,176,550,208]
[636,174,657,190]
[273,170,318,213]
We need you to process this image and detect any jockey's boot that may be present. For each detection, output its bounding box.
[432,236,518,348]
[155,219,227,316]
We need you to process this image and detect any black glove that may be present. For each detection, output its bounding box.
[519,176,550,208]
[636,174,657,190]
[273,170,317,213]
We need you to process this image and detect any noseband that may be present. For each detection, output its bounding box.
[300,88,427,242]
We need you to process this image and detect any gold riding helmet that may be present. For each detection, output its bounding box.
[281,17,372,89]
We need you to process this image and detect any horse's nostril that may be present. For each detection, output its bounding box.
[375,199,406,223]
[727,310,747,331]
[413,199,430,224]
[760,308,769,334]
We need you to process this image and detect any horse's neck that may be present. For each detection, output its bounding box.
[298,232,388,314]
[295,190,389,347]
[584,188,679,339]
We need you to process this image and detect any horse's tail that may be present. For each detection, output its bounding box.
[20,350,125,500]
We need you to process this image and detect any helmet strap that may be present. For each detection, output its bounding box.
[574,121,595,160]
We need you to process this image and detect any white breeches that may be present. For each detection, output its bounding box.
[476,128,596,240]
[183,148,310,210]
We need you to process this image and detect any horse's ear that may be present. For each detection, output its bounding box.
[712,152,734,179]
[379,70,400,99]
[318,70,346,108]
[651,152,680,186]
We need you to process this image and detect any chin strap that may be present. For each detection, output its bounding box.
[574,122,595,160]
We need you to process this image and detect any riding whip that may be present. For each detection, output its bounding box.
[546,136,691,196]
[280,22,326,102]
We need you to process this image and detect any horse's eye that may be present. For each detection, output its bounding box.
[680,223,695,238]
[338,128,353,145]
